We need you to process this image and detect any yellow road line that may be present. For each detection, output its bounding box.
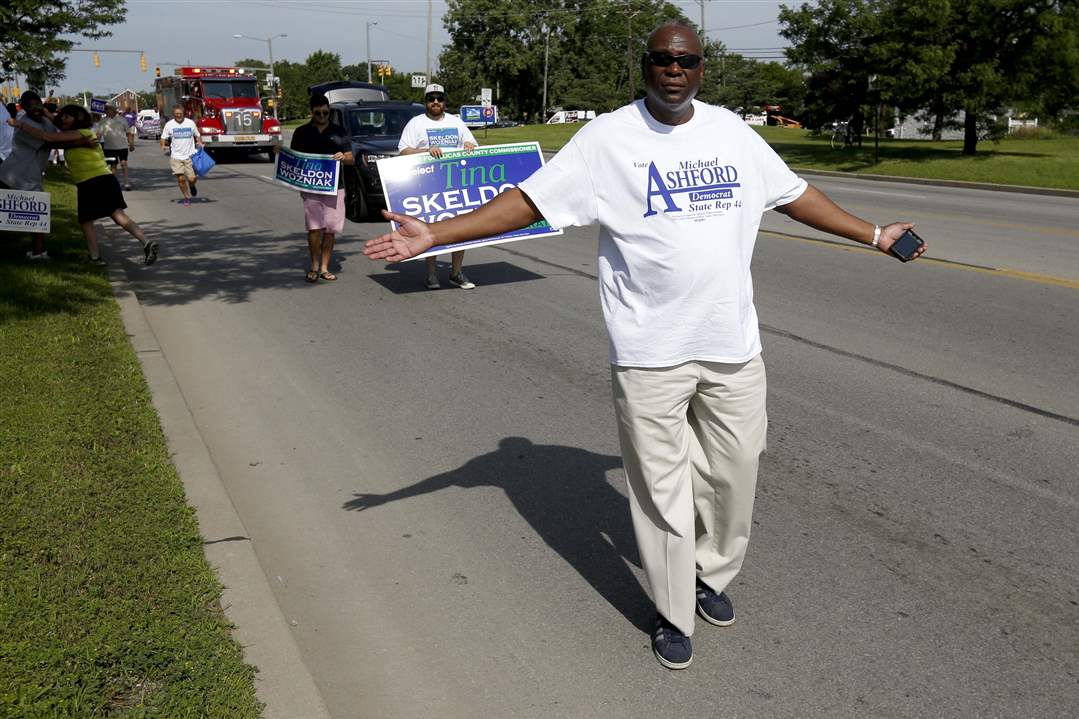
[759,230,1079,290]
[839,202,1079,238]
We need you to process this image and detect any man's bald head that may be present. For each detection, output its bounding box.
[646,21,703,55]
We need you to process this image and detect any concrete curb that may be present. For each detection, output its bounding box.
[790,167,1079,199]
[101,231,332,719]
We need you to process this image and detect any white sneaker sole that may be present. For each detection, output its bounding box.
[653,645,693,670]
[696,601,736,627]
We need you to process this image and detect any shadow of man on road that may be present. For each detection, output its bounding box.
[343,436,654,633]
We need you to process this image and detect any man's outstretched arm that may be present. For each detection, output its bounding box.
[363,188,543,263]
[776,184,927,260]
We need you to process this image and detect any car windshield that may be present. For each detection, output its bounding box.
[346,108,423,137]
[201,80,258,100]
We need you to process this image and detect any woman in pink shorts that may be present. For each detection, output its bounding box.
[290,94,354,282]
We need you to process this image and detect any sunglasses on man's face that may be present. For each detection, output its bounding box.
[312,109,330,117]
[644,51,702,70]
[426,95,445,103]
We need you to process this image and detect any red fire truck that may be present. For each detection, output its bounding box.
[155,66,281,160]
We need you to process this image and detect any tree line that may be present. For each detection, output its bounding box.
[780,0,1078,154]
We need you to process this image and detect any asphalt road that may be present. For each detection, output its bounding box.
[104,140,1078,718]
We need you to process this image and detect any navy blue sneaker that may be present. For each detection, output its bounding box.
[652,615,692,669]
[695,579,735,627]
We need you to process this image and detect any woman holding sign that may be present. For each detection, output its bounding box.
[290,94,353,283]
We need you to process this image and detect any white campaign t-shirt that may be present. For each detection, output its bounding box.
[161,118,200,159]
[398,113,476,151]
[518,99,807,368]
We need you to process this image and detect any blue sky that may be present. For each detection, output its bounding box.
[47,0,791,96]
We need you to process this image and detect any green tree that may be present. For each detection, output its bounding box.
[781,0,1078,153]
[439,0,689,122]
[0,0,127,87]
[779,0,885,141]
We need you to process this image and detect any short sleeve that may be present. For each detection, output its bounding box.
[398,118,420,151]
[460,123,477,146]
[747,128,806,210]
[161,122,171,140]
[517,138,599,229]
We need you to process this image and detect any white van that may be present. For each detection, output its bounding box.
[135,109,161,139]
[546,110,596,124]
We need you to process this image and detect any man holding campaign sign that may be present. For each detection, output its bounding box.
[282,94,353,283]
[399,84,479,290]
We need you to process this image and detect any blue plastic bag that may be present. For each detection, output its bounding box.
[191,148,216,177]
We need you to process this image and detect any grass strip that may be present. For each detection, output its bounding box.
[0,169,262,718]
[477,123,1079,190]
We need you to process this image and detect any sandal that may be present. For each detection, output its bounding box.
[305,270,319,283]
[319,271,337,281]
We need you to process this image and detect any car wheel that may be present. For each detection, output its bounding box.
[344,170,368,222]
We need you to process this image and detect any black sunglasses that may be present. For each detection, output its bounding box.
[426,95,445,102]
[312,109,330,117]
[644,51,702,70]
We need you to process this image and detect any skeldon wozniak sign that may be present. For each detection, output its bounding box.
[376,141,561,260]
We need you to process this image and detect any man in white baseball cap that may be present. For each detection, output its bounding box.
[398,83,479,290]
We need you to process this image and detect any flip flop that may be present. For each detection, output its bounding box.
[319,271,337,281]
[306,270,319,283]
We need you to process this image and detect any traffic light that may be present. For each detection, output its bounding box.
[276,83,282,99]
[140,53,147,72]
[155,66,161,78]
[93,51,101,68]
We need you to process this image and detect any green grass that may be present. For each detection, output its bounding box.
[478,122,1079,190]
[0,171,262,717]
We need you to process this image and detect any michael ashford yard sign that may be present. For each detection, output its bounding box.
[0,189,51,233]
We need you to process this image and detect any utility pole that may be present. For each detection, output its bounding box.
[697,0,705,37]
[366,22,378,83]
[626,0,634,104]
[426,0,433,83]
[542,24,550,122]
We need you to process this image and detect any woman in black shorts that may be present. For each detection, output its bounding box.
[9,105,157,265]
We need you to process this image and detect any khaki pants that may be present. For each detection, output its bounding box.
[612,355,767,636]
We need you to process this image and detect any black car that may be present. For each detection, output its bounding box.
[328,101,424,221]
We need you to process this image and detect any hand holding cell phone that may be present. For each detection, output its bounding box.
[878,224,927,262]
[888,228,926,262]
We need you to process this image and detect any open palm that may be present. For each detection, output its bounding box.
[363,211,435,263]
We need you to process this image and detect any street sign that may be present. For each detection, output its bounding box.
[90,97,107,113]
[411,74,427,88]
[480,87,493,106]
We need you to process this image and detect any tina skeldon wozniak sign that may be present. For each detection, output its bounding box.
[376,142,561,260]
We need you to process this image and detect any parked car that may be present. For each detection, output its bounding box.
[135,109,161,139]
[309,80,390,105]
[328,101,425,221]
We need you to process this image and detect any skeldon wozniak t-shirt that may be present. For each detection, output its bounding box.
[518,99,807,368]
[398,112,477,152]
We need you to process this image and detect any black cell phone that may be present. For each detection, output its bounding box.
[889,228,924,262]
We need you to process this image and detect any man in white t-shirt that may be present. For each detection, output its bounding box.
[160,105,203,206]
[364,22,926,670]
[398,84,479,290]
